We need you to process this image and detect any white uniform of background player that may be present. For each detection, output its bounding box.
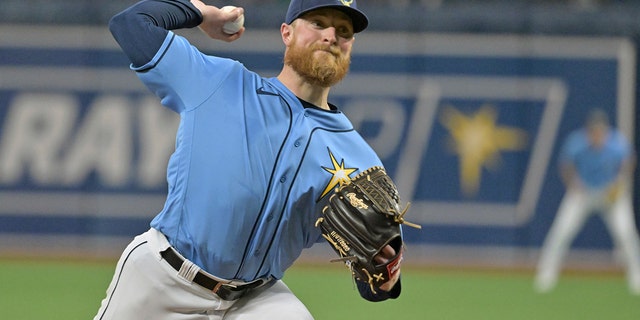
[535,109,640,295]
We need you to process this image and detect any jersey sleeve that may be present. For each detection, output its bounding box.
[612,129,632,159]
[136,35,242,113]
[558,131,581,165]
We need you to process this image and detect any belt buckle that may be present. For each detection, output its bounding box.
[212,282,224,295]
[214,284,245,301]
[213,279,267,301]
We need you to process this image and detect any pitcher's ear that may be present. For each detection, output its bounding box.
[281,22,293,45]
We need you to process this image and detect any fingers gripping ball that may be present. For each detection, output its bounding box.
[221,6,244,35]
[316,166,422,294]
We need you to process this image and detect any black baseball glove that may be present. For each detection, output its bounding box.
[316,166,421,294]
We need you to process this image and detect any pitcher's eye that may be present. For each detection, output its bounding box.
[309,19,325,28]
[337,26,354,39]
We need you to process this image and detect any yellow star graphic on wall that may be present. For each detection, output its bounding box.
[439,104,528,196]
[319,149,357,199]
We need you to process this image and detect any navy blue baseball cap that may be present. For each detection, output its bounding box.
[285,0,369,33]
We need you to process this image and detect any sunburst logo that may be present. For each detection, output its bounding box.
[439,104,528,196]
[319,148,357,200]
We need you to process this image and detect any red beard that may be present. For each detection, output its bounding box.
[284,38,351,87]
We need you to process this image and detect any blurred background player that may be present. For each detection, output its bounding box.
[534,108,640,295]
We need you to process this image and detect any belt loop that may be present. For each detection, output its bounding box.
[177,258,200,282]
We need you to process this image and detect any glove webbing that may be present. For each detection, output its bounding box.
[351,167,422,229]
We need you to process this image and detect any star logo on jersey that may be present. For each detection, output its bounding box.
[439,104,528,196]
[319,148,358,199]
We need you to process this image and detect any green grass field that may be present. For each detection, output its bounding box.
[0,259,638,320]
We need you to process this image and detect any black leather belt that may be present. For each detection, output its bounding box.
[160,248,268,301]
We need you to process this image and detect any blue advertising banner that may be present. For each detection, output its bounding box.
[0,26,635,263]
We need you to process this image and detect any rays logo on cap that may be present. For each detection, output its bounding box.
[285,0,369,33]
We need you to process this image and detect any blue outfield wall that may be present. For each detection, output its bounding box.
[0,25,636,267]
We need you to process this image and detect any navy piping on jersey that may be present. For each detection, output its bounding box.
[137,33,176,71]
[253,126,355,280]
[232,89,294,279]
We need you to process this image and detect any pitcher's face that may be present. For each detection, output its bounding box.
[283,8,355,87]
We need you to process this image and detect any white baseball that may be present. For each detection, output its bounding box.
[221,6,244,34]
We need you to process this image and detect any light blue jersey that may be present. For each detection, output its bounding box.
[559,127,630,189]
[137,32,383,282]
